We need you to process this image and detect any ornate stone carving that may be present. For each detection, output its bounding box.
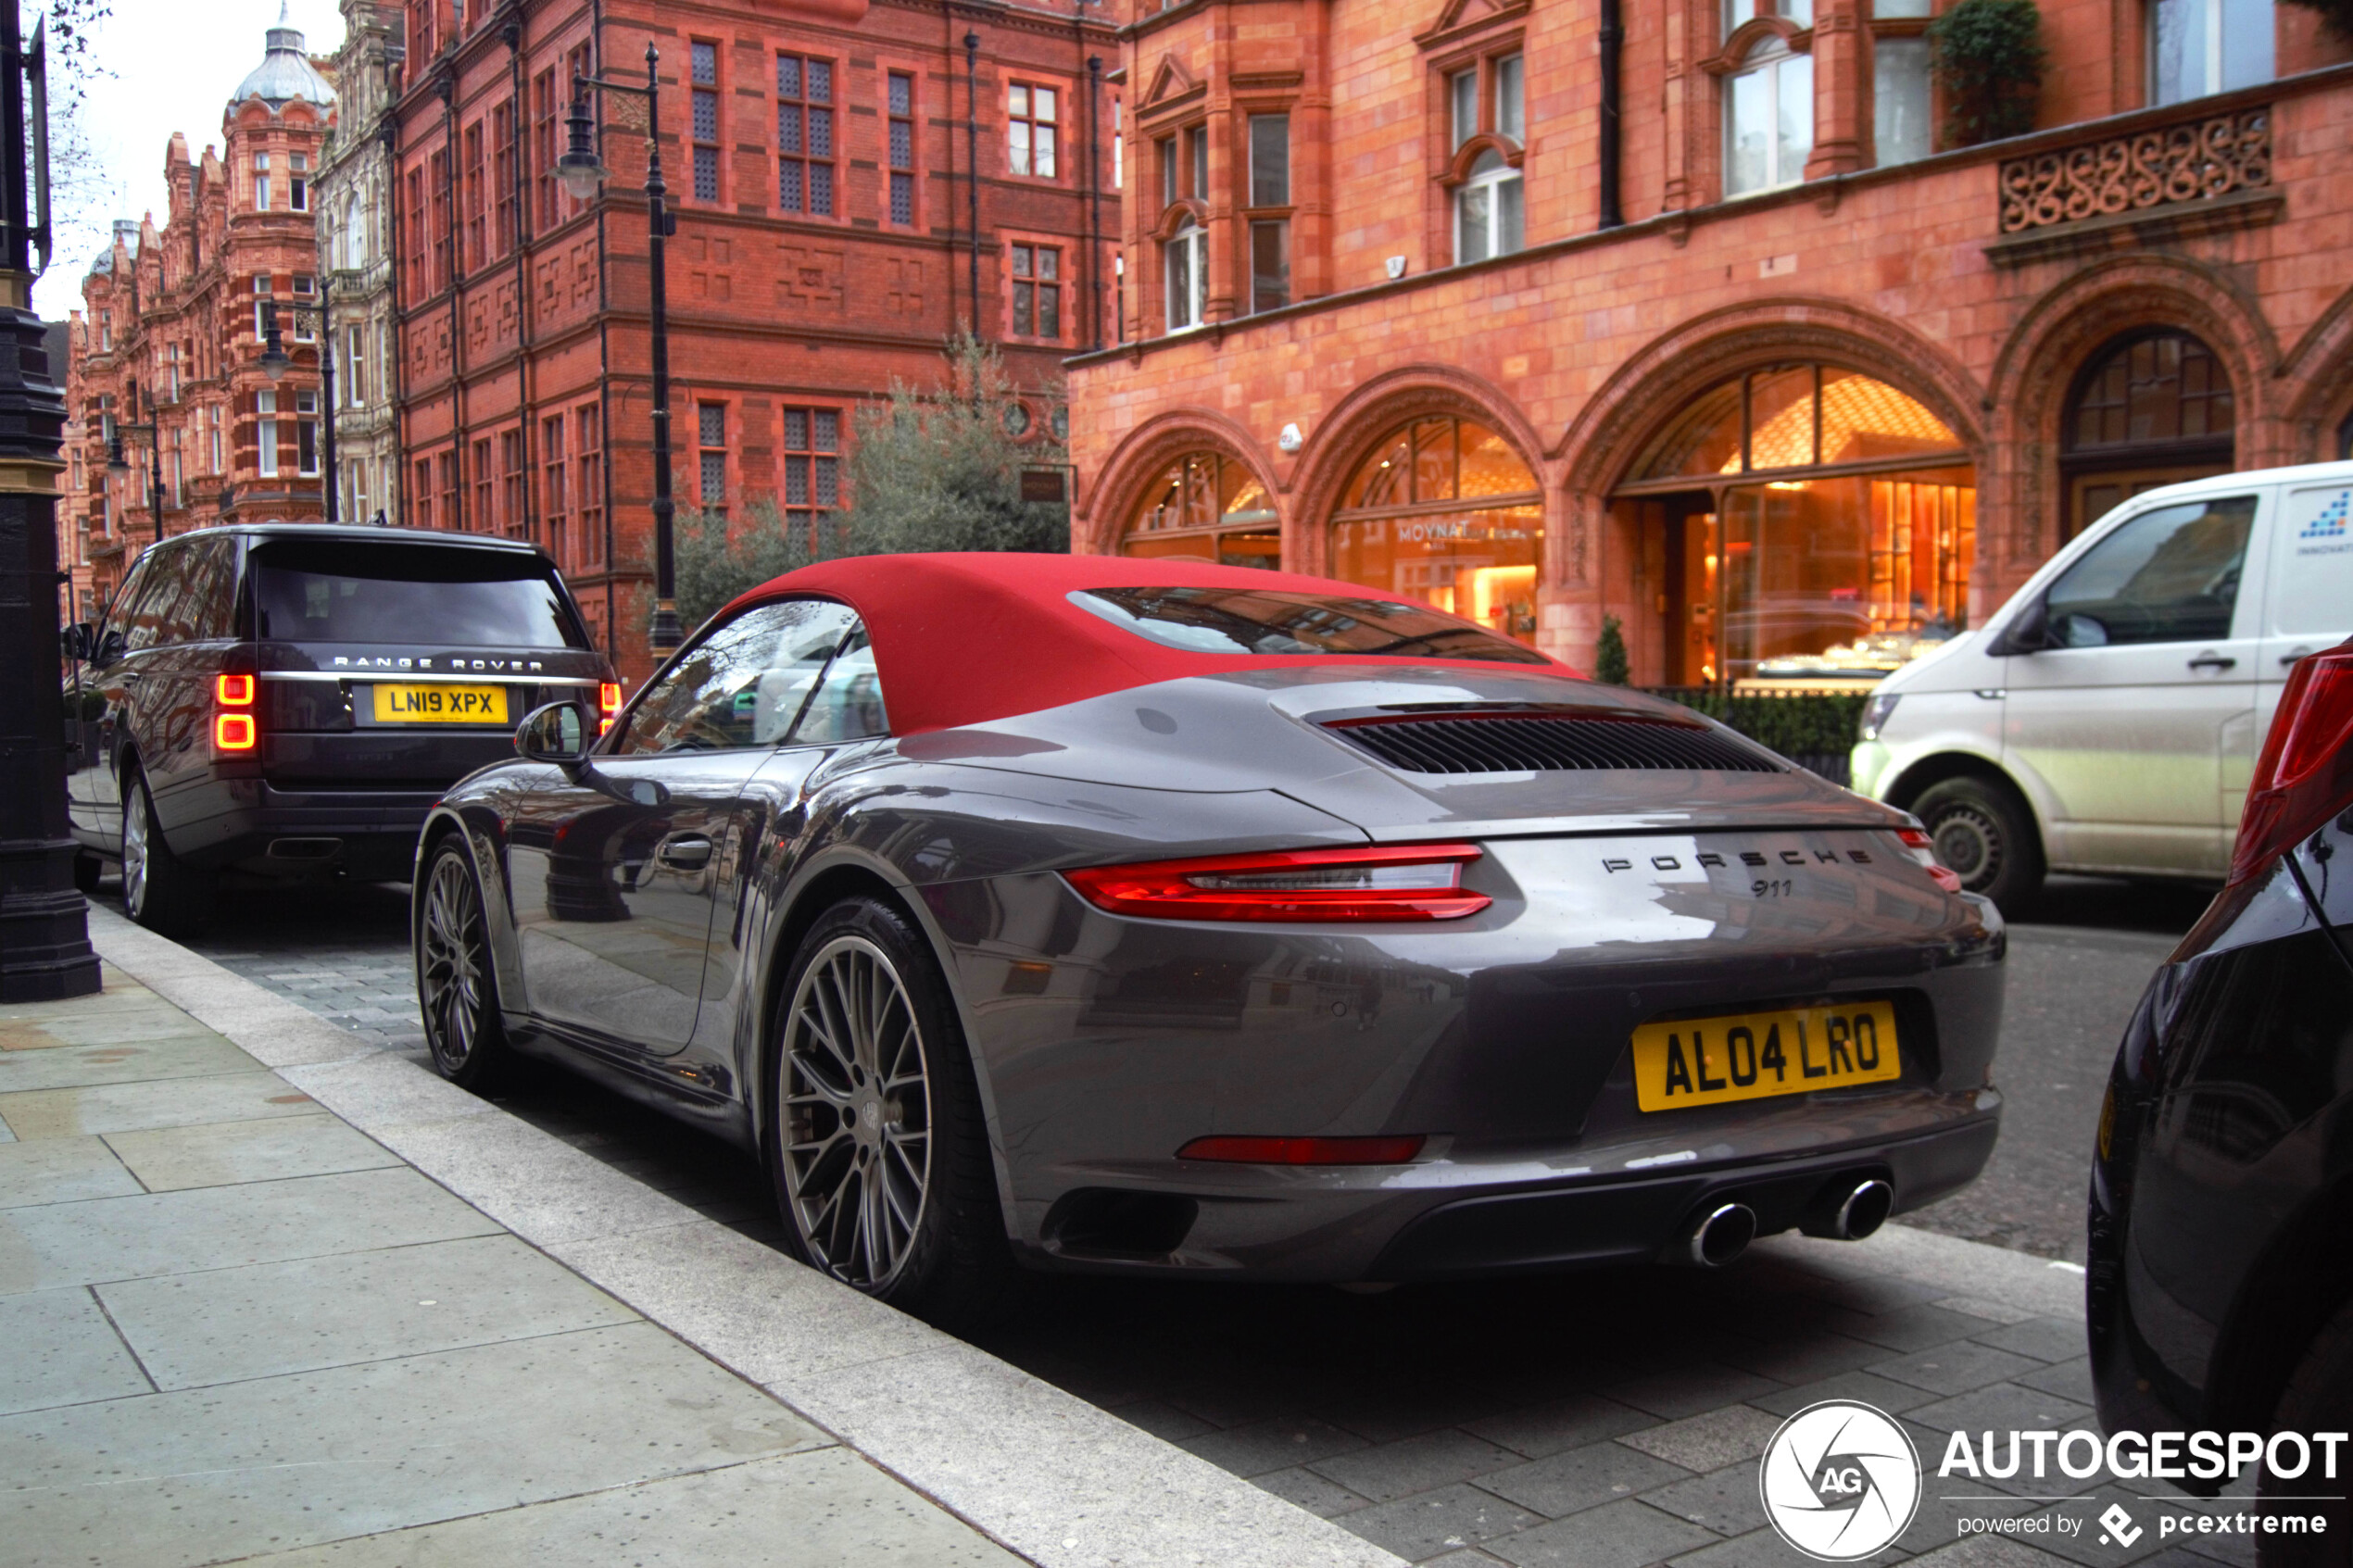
[1999,109,2270,234]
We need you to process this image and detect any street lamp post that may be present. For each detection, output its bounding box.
[0,3,100,1000]
[103,386,169,544]
[558,44,682,653]
[258,302,336,521]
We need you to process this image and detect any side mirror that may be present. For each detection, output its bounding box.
[1991,596,2048,657]
[60,622,93,661]
[514,700,592,768]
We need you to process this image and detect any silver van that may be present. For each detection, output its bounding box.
[1852,460,2353,909]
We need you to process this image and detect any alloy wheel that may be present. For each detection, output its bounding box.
[121,784,151,919]
[781,935,934,1290]
[420,851,489,1073]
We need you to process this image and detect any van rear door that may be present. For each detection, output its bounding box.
[2256,478,2353,784]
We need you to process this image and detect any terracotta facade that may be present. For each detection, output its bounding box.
[65,20,337,613]
[391,0,1119,680]
[1068,0,2353,681]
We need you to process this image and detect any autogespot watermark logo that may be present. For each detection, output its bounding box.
[1760,1401,1924,1561]
[1759,1412,2350,1558]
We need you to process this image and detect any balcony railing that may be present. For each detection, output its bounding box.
[1998,107,2271,234]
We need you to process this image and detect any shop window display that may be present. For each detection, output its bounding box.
[1617,365,1972,686]
[1330,417,1542,644]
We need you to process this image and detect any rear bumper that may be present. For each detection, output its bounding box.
[156,732,514,874]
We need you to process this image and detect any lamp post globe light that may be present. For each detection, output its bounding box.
[562,44,681,653]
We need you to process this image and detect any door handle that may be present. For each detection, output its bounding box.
[2282,647,2317,667]
[658,834,713,870]
[2186,655,2236,672]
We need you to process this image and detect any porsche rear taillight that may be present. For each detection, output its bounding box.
[2229,645,2353,885]
[214,671,258,752]
[1895,826,1964,894]
[1063,843,1490,922]
[599,681,622,736]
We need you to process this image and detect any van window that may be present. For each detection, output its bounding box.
[2043,495,2257,647]
[249,539,589,647]
[2275,484,2353,635]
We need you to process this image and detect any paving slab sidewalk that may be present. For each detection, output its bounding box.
[6,909,1400,1568]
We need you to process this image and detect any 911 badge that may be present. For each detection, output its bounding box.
[1759,1400,1922,1561]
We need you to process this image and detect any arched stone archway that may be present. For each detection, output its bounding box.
[1987,256,2279,574]
[2282,282,2353,462]
[1083,410,1282,565]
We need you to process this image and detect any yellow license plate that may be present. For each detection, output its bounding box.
[370,684,510,724]
[1630,1000,1900,1112]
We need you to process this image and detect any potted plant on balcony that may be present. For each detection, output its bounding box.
[1929,0,2047,148]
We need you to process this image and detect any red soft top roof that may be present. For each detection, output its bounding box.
[719,552,1580,737]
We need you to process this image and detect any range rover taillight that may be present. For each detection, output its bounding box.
[599,682,622,736]
[214,671,258,752]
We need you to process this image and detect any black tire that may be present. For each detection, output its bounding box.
[766,895,1016,1332]
[2260,1295,2353,1568]
[72,851,103,895]
[120,764,212,935]
[415,837,519,1092]
[1912,774,2045,915]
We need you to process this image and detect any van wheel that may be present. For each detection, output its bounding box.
[120,765,212,935]
[2259,1295,2353,1567]
[1912,775,2043,915]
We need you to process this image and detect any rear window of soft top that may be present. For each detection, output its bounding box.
[250,539,589,649]
[1071,586,1550,664]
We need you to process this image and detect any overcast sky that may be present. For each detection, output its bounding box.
[35,0,346,320]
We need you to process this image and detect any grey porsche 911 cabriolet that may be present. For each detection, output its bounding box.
[413,553,2004,1326]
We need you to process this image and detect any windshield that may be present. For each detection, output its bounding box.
[250,539,589,648]
[1071,586,1551,664]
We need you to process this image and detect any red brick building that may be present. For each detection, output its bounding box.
[392,0,1120,678]
[67,19,336,611]
[1069,0,2353,683]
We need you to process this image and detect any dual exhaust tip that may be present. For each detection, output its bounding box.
[1673,1176,1893,1268]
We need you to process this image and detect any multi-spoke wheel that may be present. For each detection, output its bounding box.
[1912,775,2044,915]
[768,896,1014,1327]
[417,838,513,1089]
[120,764,210,935]
[781,935,934,1291]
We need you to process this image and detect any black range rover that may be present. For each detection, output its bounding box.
[65,523,616,931]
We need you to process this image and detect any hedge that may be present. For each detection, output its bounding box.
[1641,686,1869,785]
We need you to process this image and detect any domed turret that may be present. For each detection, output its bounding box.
[230,3,333,111]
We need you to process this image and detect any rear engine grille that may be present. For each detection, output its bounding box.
[1326,715,1781,774]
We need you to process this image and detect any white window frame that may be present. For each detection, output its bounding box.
[290,151,309,212]
[2149,0,2274,105]
[253,151,271,211]
[1872,34,1932,167]
[346,324,366,406]
[257,390,280,479]
[296,390,320,478]
[1164,218,1206,332]
[292,277,316,341]
[1454,149,1523,264]
[252,276,272,340]
[1724,40,1813,197]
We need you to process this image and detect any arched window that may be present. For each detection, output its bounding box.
[1725,38,1812,197]
[1164,216,1205,332]
[2062,331,2234,538]
[1121,450,1277,568]
[1455,148,1523,265]
[1328,416,1541,643]
[1616,365,1971,685]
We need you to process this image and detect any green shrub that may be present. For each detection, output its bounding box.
[1929,0,2047,147]
[1593,615,1630,686]
[1642,687,1868,763]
